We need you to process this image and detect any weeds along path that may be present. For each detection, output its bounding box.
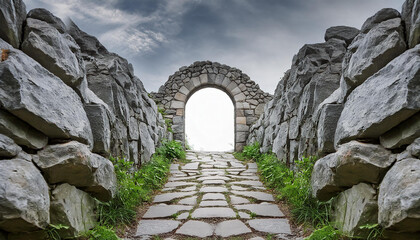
[128,151,297,239]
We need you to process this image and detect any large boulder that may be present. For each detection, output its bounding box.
[341,11,406,95]
[360,8,401,33]
[0,39,93,146]
[0,133,21,158]
[332,183,378,238]
[66,19,109,56]
[317,104,343,155]
[26,8,66,34]
[22,13,85,87]
[0,159,50,232]
[84,103,111,155]
[335,45,420,146]
[378,158,420,233]
[324,26,360,45]
[34,141,117,201]
[407,137,420,158]
[380,112,420,149]
[50,184,96,238]
[0,0,26,48]
[0,109,47,150]
[402,0,420,48]
[312,141,394,201]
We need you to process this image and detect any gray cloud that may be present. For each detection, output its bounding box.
[24,0,404,93]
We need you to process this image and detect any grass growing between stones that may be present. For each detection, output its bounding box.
[81,140,185,240]
[235,142,335,239]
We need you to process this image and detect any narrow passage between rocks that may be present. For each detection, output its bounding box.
[130,151,295,239]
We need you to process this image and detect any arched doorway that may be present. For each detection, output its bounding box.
[185,88,234,151]
[151,61,273,151]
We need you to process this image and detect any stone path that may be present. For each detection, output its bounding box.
[131,151,295,239]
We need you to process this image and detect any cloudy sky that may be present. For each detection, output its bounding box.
[23,0,404,94]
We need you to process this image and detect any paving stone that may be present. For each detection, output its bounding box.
[202,179,225,185]
[215,220,252,237]
[249,237,265,240]
[181,162,199,170]
[191,207,236,218]
[161,187,174,192]
[231,185,248,191]
[153,191,197,203]
[235,204,284,217]
[228,175,260,180]
[230,195,251,204]
[200,186,228,193]
[243,169,258,173]
[232,181,263,187]
[231,191,275,202]
[164,181,196,188]
[135,220,181,236]
[199,200,228,207]
[176,212,189,220]
[248,163,258,169]
[230,162,246,168]
[178,196,197,205]
[239,211,251,219]
[180,186,196,192]
[247,219,292,234]
[143,205,193,218]
[197,176,230,181]
[201,164,214,168]
[176,220,214,238]
[170,164,179,170]
[168,176,197,181]
[202,193,226,200]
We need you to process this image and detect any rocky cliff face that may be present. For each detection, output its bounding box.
[247,1,420,238]
[0,1,170,239]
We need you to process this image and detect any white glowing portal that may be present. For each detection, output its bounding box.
[185,88,234,152]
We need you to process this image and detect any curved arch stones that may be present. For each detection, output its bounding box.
[151,61,273,151]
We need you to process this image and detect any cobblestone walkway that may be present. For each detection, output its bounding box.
[132,151,295,239]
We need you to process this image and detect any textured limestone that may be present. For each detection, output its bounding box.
[0,159,50,232]
[248,219,292,234]
[234,204,284,217]
[176,220,214,238]
[191,207,236,218]
[215,220,252,237]
[0,134,21,158]
[143,205,192,218]
[0,0,26,48]
[135,220,181,236]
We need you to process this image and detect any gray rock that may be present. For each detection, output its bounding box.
[402,0,420,48]
[35,141,117,201]
[336,45,419,146]
[215,220,252,237]
[0,159,50,232]
[0,0,26,48]
[0,109,48,150]
[200,186,228,193]
[22,17,85,87]
[332,183,378,237]
[143,205,192,218]
[202,193,225,200]
[178,196,197,205]
[324,26,360,45]
[199,201,228,207]
[0,39,93,146]
[27,8,66,33]
[342,17,406,94]
[84,104,111,155]
[230,195,250,204]
[231,181,263,187]
[164,181,196,188]
[378,158,420,232]
[191,207,236,218]
[0,133,21,158]
[235,203,284,217]
[176,220,214,238]
[317,104,343,154]
[231,190,275,202]
[361,8,401,33]
[247,219,292,234]
[135,220,180,236]
[66,19,109,56]
[140,122,155,163]
[50,183,96,238]
[202,180,225,185]
[407,137,420,158]
[312,141,394,201]
[153,191,196,203]
[380,112,420,149]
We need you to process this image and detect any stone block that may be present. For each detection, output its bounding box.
[0,159,50,232]
[379,158,420,233]
[0,0,26,48]
[84,104,111,154]
[402,0,420,48]
[0,133,21,159]
[336,45,419,146]
[317,104,343,154]
[380,112,420,149]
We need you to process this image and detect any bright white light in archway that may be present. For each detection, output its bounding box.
[185,88,234,152]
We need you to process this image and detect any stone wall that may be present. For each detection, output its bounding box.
[247,1,420,238]
[152,61,272,151]
[0,1,170,239]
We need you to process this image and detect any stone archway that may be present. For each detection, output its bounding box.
[151,61,272,151]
